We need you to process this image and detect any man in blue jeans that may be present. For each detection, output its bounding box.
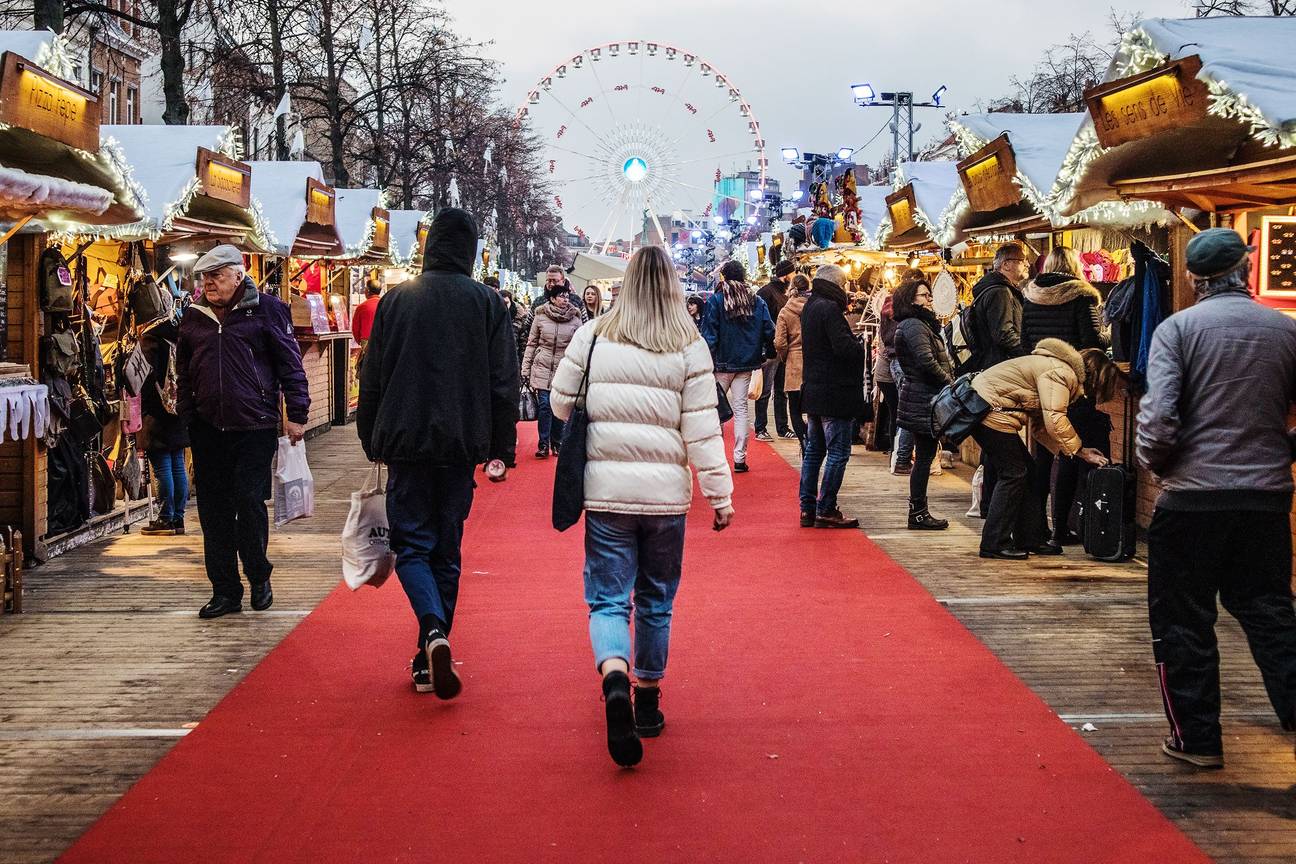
[797,264,866,529]
[358,208,519,699]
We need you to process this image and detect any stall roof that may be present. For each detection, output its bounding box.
[856,185,893,249]
[387,208,430,267]
[0,31,142,226]
[334,188,386,258]
[1057,16,1296,215]
[95,124,265,243]
[882,160,961,248]
[947,113,1168,239]
[569,252,628,292]
[246,160,343,257]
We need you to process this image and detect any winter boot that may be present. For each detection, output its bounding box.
[634,684,665,738]
[907,499,949,531]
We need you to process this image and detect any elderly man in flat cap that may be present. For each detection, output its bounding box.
[1138,227,1296,770]
[176,245,310,619]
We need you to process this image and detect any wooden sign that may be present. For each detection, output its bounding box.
[1085,55,1209,149]
[305,176,336,226]
[370,207,390,252]
[958,134,1020,212]
[886,185,917,236]
[195,147,250,208]
[1259,216,1296,300]
[0,51,99,152]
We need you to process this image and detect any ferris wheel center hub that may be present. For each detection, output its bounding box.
[622,157,648,183]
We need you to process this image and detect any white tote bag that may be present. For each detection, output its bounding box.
[272,436,315,527]
[341,463,394,590]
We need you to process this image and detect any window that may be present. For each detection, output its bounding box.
[72,63,82,86]
[90,70,102,95]
[126,87,137,124]
[109,82,120,124]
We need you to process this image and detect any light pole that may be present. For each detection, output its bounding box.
[850,83,947,164]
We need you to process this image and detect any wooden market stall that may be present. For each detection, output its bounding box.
[0,31,154,565]
[247,161,345,439]
[385,209,430,283]
[333,187,390,423]
[1052,15,1296,548]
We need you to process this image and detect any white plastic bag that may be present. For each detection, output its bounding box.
[273,436,314,526]
[341,463,393,590]
[967,464,984,518]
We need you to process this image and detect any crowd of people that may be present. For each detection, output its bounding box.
[161,208,1296,773]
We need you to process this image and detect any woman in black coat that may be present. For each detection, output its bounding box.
[1020,247,1110,545]
[137,319,190,536]
[893,274,954,530]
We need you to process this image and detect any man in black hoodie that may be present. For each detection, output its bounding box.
[358,208,519,699]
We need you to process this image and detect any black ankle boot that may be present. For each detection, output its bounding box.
[602,671,642,767]
[907,499,949,531]
[634,684,665,738]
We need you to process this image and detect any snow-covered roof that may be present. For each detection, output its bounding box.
[856,185,893,249]
[334,188,386,257]
[885,160,962,247]
[247,160,340,256]
[97,124,262,240]
[0,164,113,220]
[387,209,430,266]
[1056,16,1296,216]
[0,30,72,79]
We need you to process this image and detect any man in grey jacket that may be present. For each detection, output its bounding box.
[1137,227,1296,769]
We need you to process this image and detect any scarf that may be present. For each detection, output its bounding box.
[720,280,756,320]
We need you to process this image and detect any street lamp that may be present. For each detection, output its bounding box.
[780,147,800,162]
[850,82,949,163]
[836,147,854,161]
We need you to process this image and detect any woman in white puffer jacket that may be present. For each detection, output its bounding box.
[551,244,735,768]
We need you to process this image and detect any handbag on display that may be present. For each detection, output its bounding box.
[119,339,152,397]
[552,336,597,532]
[66,386,103,446]
[90,451,116,515]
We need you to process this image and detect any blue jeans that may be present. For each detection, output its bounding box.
[386,462,476,633]
[149,448,188,521]
[536,389,564,448]
[583,511,687,680]
[799,415,853,515]
[889,358,914,464]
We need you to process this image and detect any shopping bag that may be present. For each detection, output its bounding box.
[273,436,315,526]
[747,368,763,401]
[341,463,394,590]
[519,386,538,422]
[966,464,984,518]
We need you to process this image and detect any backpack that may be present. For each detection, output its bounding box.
[39,246,75,313]
[43,330,81,378]
[943,302,981,376]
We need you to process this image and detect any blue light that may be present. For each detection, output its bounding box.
[622,157,648,183]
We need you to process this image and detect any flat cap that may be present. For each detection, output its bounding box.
[193,244,245,274]
[1186,228,1252,278]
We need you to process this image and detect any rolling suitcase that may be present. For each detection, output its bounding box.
[1082,393,1137,562]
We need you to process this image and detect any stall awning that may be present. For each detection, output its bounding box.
[334,188,389,260]
[94,124,265,245]
[0,32,142,226]
[1056,16,1296,216]
[568,252,627,292]
[881,160,961,249]
[247,161,344,257]
[387,209,430,268]
[855,186,893,250]
[947,113,1169,240]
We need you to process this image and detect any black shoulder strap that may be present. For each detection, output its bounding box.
[577,333,597,403]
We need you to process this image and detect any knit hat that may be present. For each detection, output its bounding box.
[774,260,796,278]
[814,263,847,287]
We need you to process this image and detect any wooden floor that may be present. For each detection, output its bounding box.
[2,428,1295,863]
[768,435,1296,864]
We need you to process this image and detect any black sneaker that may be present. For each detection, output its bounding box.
[781,431,798,440]
[754,431,773,442]
[800,511,815,528]
[733,462,749,473]
[634,684,665,738]
[1161,738,1223,768]
[535,444,549,459]
[141,518,177,536]
[424,628,462,700]
[411,650,434,693]
[602,671,642,767]
[172,516,186,536]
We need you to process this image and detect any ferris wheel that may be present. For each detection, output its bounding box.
[515,41,769,254]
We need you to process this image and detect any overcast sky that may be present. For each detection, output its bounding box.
[455,0,1190,227]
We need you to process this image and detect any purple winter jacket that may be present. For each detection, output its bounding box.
[176,277,310,431]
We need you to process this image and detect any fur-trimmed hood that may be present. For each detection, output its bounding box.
[1022,274,1101,307]
[1032,337,1085,382]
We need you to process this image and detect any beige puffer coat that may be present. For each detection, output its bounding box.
[971,337,1085,456]
[774,293,807,391]
[522,302,582,391]
[550,322,733,515]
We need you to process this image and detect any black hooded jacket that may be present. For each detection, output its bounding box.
[969,269,1027,370]
[799,278,867,418]
[357,209,519,466]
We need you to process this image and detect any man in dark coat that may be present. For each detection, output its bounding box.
[177,244,310,620]
[798,264,865,529]
[754,259,795,440]
[358,208,519,699]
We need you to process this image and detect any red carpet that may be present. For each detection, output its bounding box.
[60,427,1210,863]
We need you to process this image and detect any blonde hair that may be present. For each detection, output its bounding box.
[1043,246,1082,278]
[583,284,603,315]
[593,246,699,353]
[1081,348,1120,404]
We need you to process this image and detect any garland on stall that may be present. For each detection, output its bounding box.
[892,163,967,249]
